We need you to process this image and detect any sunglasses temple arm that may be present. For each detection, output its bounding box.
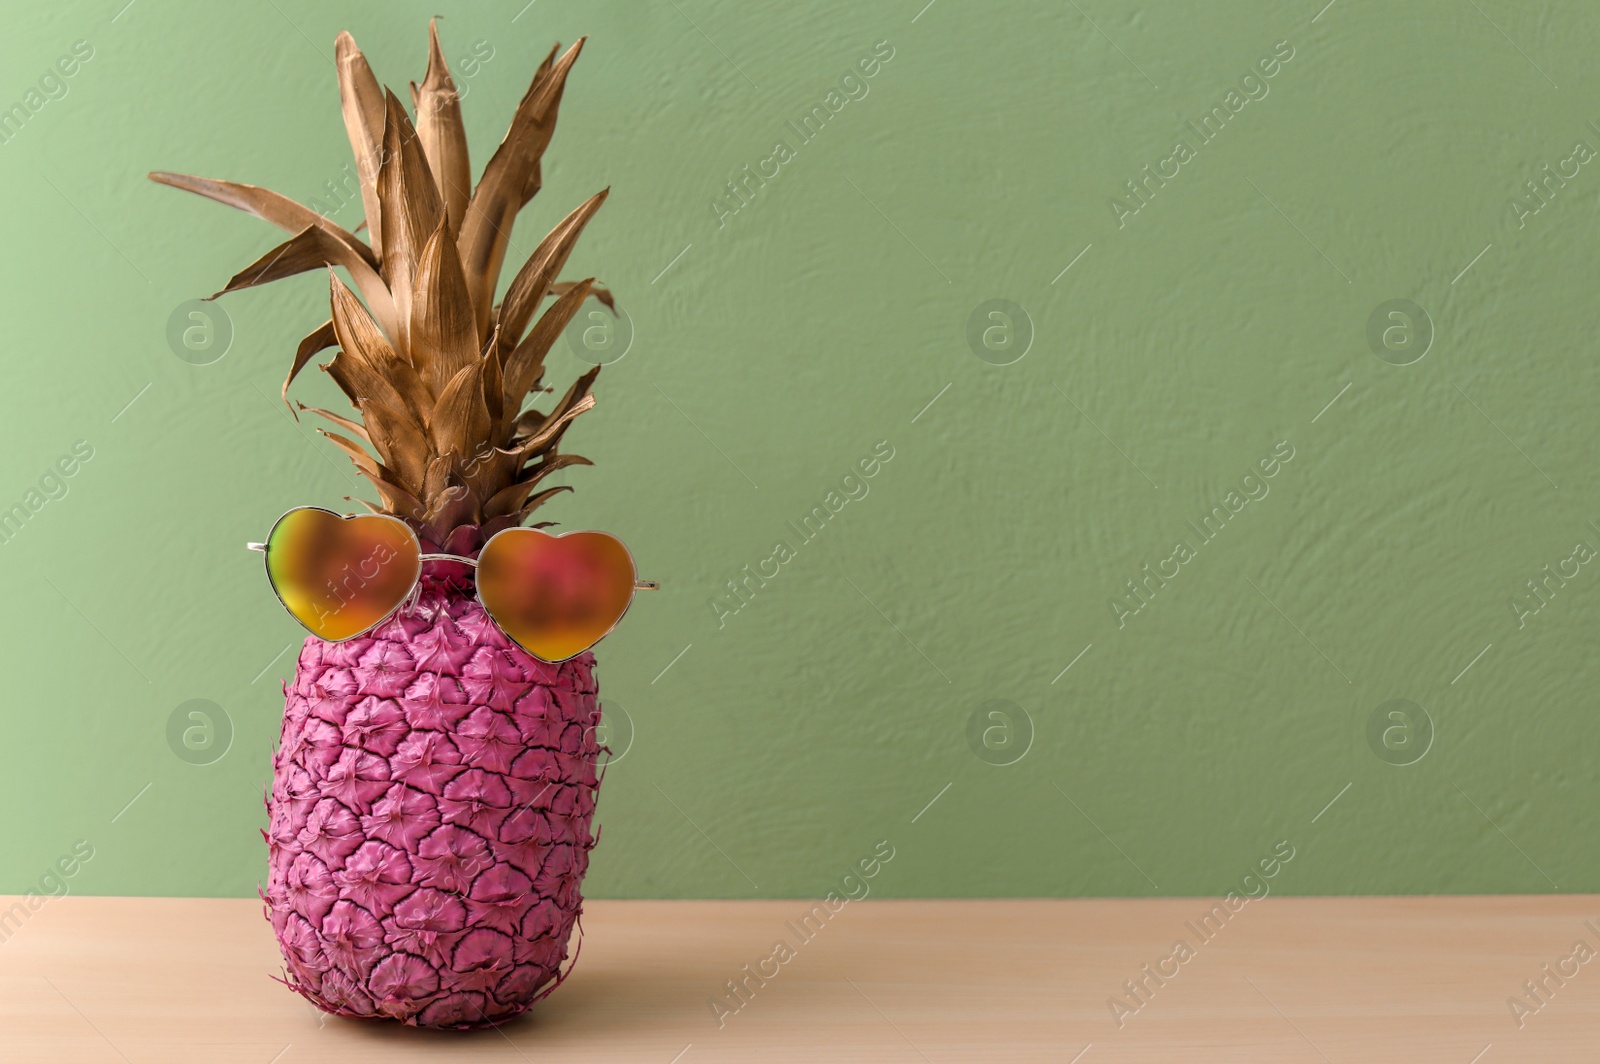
[246,542,267,553]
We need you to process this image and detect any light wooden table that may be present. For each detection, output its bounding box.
[1,895,1594,1062]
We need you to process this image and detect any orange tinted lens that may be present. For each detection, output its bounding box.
[477,529,636,662]
[265,509,421,641]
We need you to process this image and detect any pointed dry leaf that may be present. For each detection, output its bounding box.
[318,428,384,480]
[328,270,430,423]
[481,337,505,427]
[148,172,376,268]
[421,454,454,502]
[509,485,574,522]
[532,41,560,82]
[327,269,394,363]
[324,349,414,421]
[459,439,512,502]
[551,279,616,314]
[367,476,427,519]
[318,360,361,408]
[495,190,608,356]
[411,217,478,394]
[377,89,444,355]
[429,361,490,458]
[485,481,572,519]
[519,42,561,207]
[459,442,520,497]
[510,405,545,438]
[299,403,370,443]
[502,282,596,419]
[510,386,590,468]
[512,393,593,461]
[359,396,430,491]
[485,454,592,516]
[283,319,337,410]
[415,18,471,235]
[512,489,576,521]
[458,38,585,334]
[336,31,386,262]
[214,226,398,338]
[320,429,427,521]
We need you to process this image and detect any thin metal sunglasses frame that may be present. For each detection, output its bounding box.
[246,506,657,661]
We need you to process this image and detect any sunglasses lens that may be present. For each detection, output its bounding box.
[265,509,421,641]
[478,529,636,662]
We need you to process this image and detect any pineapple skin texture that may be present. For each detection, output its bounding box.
[262,572,601,1028]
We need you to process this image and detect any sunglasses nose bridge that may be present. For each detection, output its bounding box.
[413,552,482,609]
[416,552,480,589]
[418,552,480,566]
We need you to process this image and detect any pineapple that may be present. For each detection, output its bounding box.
[152,21,617,1028]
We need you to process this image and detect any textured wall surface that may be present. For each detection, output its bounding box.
[0,0,1596,899]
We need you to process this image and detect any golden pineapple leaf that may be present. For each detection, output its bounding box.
[551,279,616,314]
[514,372,594,467]
[413,18,471,236]
[517,42,561,206]
[429,361,490,459]
[147,172,376,268]
[328,270,430,423]
[298,403,370,443]
[336,31,386,262]
[367,477,427,519]
[512,393,594,462]
[458,440,514,503]
[317,428,385,480]
[283,319,337,411]
[214,226,398,338]
[458,38,585,335]
[511,485,575,522]
[326,346,440,441]
[411,217,478,395]
[377,88,444,354]
[420,454,454,504]
[481,325,505,426]
[502,281,596,424]
[485,454,591,517]
[509,405,548,439]
[485,481,572,520]
[359,396,430,492]
[495,189,608,357]
[320,429,428,520]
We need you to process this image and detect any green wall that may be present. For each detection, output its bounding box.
[2,0,1597,900]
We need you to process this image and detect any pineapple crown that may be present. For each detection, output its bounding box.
[150,20,610,543]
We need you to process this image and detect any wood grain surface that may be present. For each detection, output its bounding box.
[1,895,1595,1062]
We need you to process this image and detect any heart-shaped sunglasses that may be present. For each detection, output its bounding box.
[247,507,656,663]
